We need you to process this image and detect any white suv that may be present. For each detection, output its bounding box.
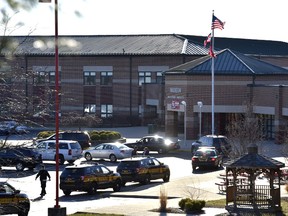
[34,140,83,165]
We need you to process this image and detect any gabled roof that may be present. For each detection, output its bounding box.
[1,34,288,57]
[225,145,285,169]
[164,49,288,75]
[1,34,209,56]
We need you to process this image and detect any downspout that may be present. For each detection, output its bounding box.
[129,55,132,125]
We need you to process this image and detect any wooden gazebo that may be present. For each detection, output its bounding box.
[224,144,285,214]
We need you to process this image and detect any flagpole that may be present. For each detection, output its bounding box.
[211,10,215,135]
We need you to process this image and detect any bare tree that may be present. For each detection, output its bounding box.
[226,103,264,158]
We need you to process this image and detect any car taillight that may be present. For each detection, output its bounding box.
[120,150,125,153]
[210,157,216,161]
[192,158,197,161]
[68,149,72,155]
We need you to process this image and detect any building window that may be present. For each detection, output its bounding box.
[138,72,151,86]
[84,104,96,113]
[100,72,113,85]
[101,104,113,118]
[156,72,164,84]
[84,72,96,85]
[34,71,56,84]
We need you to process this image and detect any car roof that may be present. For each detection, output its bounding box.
[40,140,79,143]
[64,164,100,169]
[201,135,227,138]
[121,156,154,162]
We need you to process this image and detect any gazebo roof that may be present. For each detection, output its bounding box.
[225,145,285,169]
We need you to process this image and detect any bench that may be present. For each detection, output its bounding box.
[215,182,226,193]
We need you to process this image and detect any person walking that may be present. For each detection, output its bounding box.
[35,165,51,196]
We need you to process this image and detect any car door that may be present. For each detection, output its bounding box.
[0,183,20,214]
[102,144,114,159]
[97,166,111,189]
[38,142,55,160]
[91,144,105,159]
[146,158,160,180]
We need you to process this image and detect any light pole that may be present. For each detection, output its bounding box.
[197,101,203,138]
[39,0,65,215]
[181,101,186,146]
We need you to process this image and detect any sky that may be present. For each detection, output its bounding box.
[2,0,288,43]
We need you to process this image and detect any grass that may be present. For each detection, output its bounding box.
[206,198,288,215]
[68,198,288,216]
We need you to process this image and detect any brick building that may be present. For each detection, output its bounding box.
[1,34,288,141]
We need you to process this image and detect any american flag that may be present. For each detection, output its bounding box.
[211,15,225,30]
[209,45,216,58]
[204,33,212,47]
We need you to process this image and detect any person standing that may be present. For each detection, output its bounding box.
[35,165,51,196]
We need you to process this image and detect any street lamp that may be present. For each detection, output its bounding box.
[181,101,186,146]
[39,0,65,215]
[197,101,203,138]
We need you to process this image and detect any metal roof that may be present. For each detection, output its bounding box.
[1,34,288,56]
[225,145,285,169]
[180,34,288,56]
[1,34,209,56]
[164,49,288,75]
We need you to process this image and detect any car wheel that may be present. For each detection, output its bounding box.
[63,190,71,196]
[141,174,151,185]
[85,152,92,161]
[158,148,167,154]
[192,165,197,172]
[113,180,121,192]
[217,159,223,169]
[163,172,170,182]
[88,183,97,195]
[18,210,29,216]
[57,155,65,165]
[109,154,117,163]
[16,162,25,171]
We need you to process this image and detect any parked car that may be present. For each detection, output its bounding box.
[0,181,30,216]
[60,163,122,196]
[34,140,82,165]
[116,156,170,186]
[36,131,91,149]
[83,142,134,163]
[191,146,223,172]
[124,135,180,154]
[191,135,231,155]
[0,147,42,171]
[0,121,28,135]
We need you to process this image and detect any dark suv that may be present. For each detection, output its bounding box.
[0,147,42,171]
[60,163,122,196]
[191,135,231,155]
[36,131,91,149]
[0,181,30,216]
[116,156,170,185]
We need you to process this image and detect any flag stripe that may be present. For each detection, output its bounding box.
[211,15,225,30]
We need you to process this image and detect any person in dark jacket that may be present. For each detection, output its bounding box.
[35,165,51,196]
